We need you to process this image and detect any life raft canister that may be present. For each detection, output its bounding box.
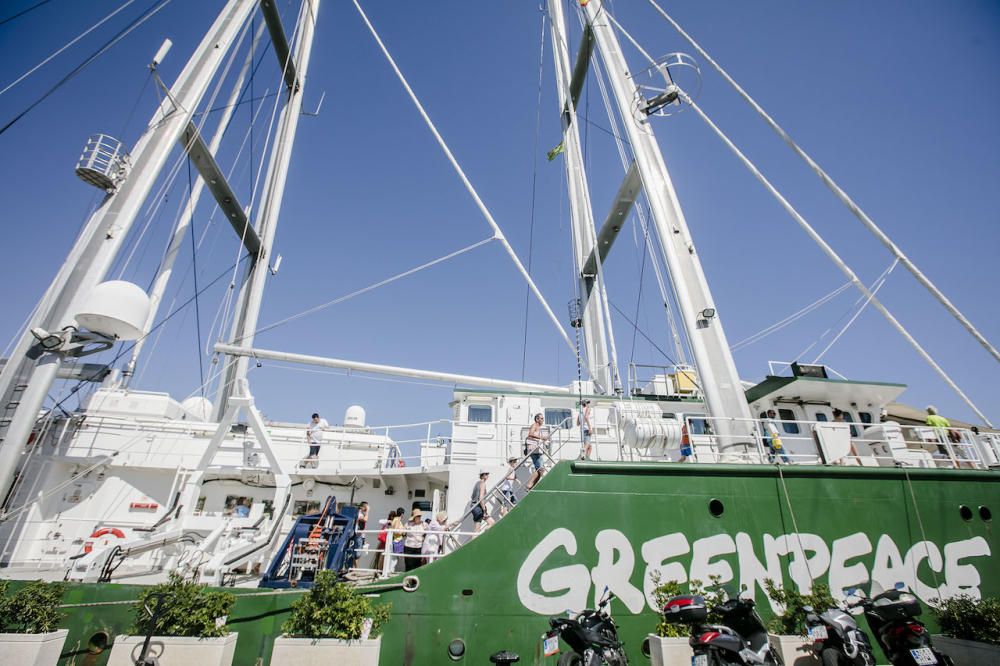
[83,527,125,554]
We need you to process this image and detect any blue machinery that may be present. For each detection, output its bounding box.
[258,496,358,588]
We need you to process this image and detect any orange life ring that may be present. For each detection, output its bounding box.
[83,527,125,554]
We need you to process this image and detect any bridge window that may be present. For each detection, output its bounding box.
[545,408,573,429]
[815,412,828,422]
[859,411,873,425]
[467,405,493,423]
[777,409,800,434]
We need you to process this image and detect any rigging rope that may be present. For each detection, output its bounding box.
[0,0,172,136]
[521,9,547,383]
[0,0,136,98]
[813,259,899,363]
[679,88,992,427]
[731,281,852,352]
[351,0,575,355]
[0,0,51,27]
[248,236,496,340]
[186,159,206,394]
[644,0,1000,366]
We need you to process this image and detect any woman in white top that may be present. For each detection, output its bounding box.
[402,509,425,571]
[421,511,447,564]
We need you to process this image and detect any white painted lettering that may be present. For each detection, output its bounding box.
[690,534,736,589]
[736,532,784,612]
[829,533,873,601]
[943,537,991,600]
[640,532,690,610]
[591,529,645,613]
[775,533,830,594]
[871,535,909,596]
[904,541,947,603]
[516,527,591,614]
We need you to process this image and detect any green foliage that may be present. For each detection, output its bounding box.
[129,574,235,638]
[763,579,835,635]
[0,580,66,634]
[650,574,728,637]
[282,570,390,639]
[930,595,1000,645]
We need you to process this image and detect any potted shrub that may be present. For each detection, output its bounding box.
[930,594,1000,663]
[0,580,68,666]
[107,574,237,666]
[646,577,693,666]
[763,579,831,666]
[271,570,390,665]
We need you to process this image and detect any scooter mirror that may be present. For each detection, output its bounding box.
[802,605,814,613]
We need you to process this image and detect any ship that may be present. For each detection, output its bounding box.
[0,1,996,664]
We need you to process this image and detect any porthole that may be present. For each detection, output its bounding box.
[461,588,474,596]
[709,498,725,517]
[87,631,110,654]
[448,639,466,660]
[959,505,973,521]
[980,506,993,522]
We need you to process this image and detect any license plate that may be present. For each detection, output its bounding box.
[692,655,708,666]
[910,648,937,665]
[542,632,559,657]
[807,625,828,640]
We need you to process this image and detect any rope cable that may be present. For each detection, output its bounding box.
[185,159,206,393]
[812,259,899,363]
[0,0,136,98]
[521,8,547,382]
[646,0,1000,366]
[0,0,172,136]
[679,88,992,426]
[351,0,575,355]
[731,282,852,352]
[0,0,51,27]
[248,236,496,340]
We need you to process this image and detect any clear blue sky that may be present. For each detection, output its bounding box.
[0,0,998,429]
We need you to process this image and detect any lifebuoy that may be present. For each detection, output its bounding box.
[83,527,126,554]
[397,459,406,468]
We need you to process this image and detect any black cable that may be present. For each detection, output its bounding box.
[521,9,546,382]
[0,0,51,27]
[186,160,206,395]
[610,299,704,393]
[0,0,172,137]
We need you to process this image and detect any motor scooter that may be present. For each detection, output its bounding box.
[849,585,952,666]
[545,588,628,666]
[803,594,875,666]
[663,590,782,665]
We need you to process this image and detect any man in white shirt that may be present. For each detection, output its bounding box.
[306,412,328,466]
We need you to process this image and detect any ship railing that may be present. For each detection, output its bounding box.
[695,416,987,469]
[346,527,481,579]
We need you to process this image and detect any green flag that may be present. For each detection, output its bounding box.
[546,141,565,161]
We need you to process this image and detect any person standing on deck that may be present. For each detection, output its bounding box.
[925,405,956,460]
[833,408,860,461]
[578,399,593,460]
[305,413,328,466]
[471,471,493,532]
[525,413,549,490]
[422,511,447,564]
[500,457,518,514]
[403,509,425,571]
[762,410,789,463]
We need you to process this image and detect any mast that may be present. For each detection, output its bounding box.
[546,1,614,394]
[581,0,752,423]
[0,0,257,507]
[214,0,319,419]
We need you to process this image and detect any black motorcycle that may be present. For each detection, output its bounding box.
[663,592,782,666]
[850,587,952,666]
[803,598,875,666]
[545,589,628,666]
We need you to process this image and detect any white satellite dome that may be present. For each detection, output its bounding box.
[75,281,150,340]
[344,405,366,428]
[181,396,214,422]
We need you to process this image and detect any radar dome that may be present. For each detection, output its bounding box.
[181,396,214,422]
[75,281,150,340]
[344,405,366,428]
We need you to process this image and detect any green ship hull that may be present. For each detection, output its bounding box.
[26,461,999,664]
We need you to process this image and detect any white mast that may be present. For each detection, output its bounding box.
[0,0,257,507]
[214,0,319,419]
[124,22,267,385]
[547,0,614,394]
[581,0,752,423]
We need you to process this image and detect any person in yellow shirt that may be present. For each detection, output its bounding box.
[925,405,954,460]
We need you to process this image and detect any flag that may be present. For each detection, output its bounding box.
[546,141,565,161]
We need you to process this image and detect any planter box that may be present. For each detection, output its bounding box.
[768,634,820,666]
[647,634,691,666]
[0,629,68,666]
[270,635,382,666]
[107,632,237,666]
[933,635,1000,665]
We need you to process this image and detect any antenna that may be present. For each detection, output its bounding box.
[151,39,173,70]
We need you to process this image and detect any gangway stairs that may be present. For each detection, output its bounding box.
[258,496,358,588]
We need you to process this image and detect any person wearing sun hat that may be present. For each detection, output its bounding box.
[403,508,425,571]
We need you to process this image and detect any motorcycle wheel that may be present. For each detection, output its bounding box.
[934,651,955,666]
[821,648,842,666]
[557,652,584,666]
